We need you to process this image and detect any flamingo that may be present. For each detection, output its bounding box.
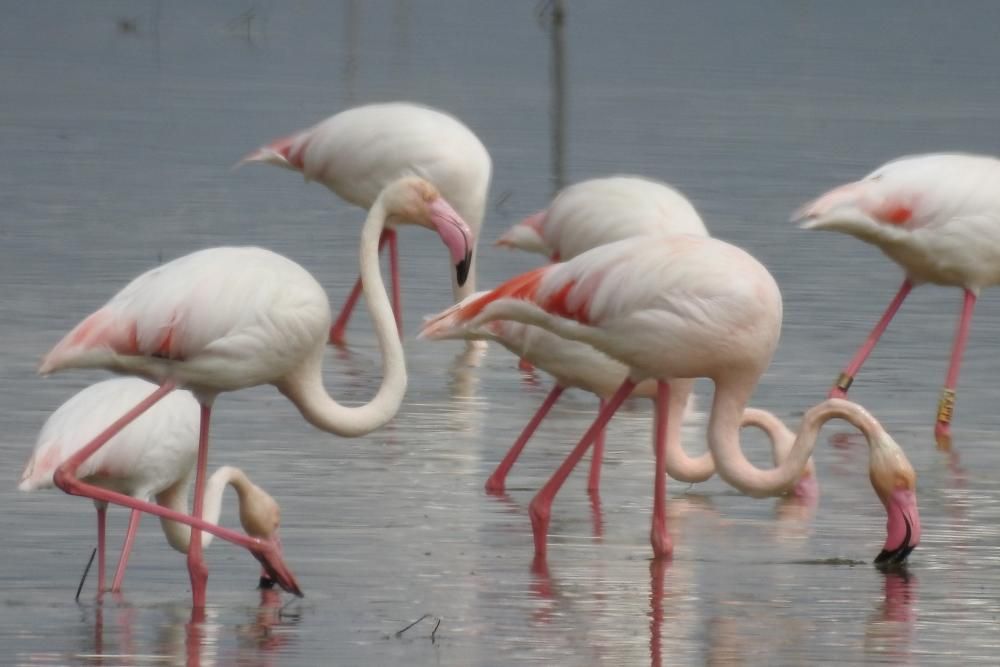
[496,175,707,261]
[794,153,1000,450]
[490,175,711,467]
[37,176,473,607]
[421,234,920,565]
[20,378,284,595]
[240,101,491,345]
[440,315,817,498]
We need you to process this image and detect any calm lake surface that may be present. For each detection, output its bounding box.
[3,1,1000,664]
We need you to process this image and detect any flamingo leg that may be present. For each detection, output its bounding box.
[110,510,143,592]
[829,279,913,399]
[586,398,607,493]
[52,381,302,601]
[485,384,565,494]
[187,404,212,608]
[650,382,672,558]
[329,231,393,346]
[386,228,402,336]
[96,504,107,594]
[935,289,977,450]
[529,379,636,561]
[518,358,535,373]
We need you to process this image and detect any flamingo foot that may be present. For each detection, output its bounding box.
[792,471,820,501]
[188,557,208,608]
[934,421,953,452]
[650,523,673,560]
[328,325,348,348]
[484,474,506,495]
[528,498,551,561]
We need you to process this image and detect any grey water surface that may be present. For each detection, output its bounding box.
[3,1,1000,665]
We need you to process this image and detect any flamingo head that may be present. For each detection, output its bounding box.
[868,431,920,567]
[383,177,475,286]
[235,476,304,597]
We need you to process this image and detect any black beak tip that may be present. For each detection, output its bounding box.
[456,252,472,287]
[873,544,915,568]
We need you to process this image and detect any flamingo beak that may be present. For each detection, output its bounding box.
[428,197,474,287]
[874,488,920,567]
[251,534,303,597]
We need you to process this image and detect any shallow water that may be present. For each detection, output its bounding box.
[4,1,1000,665]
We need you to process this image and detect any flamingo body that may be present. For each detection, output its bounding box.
[497,176,706,260]
[39,247,332,397]
[797,153,1000,289]
[20,378,283,593]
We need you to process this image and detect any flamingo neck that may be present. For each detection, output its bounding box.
[155,466,249,553]
[661,379,715,483]
[278,199,407,437]
[708,379,884,497]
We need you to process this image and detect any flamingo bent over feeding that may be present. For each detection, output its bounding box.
[38,177,472,607]
[20,377,284,595]
[794,152,1000,449]
[438,314,817,498]
[496,175,707,261]
[241,102,491,344]
[422,234,919,565]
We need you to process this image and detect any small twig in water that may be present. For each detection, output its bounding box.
[430,618,442,643]
[75,547,97,602]
[395,613,431,637]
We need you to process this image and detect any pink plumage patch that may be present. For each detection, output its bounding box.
[543,280,589,324]
[459,266,549,321]
[875,203,913,225]
[267,134,306,170]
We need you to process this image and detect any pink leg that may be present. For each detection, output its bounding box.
[829,279,913,399]
[650,382,672,558]
[52,381,302,600]
[329,231,392,346]
[935,289,977,450]
[187,404,212,608]
[111,510,142,592]
[97,505,107,593]
[485,384,565,494]
[518,358,535,373]
[386,229,402,336]
[587,398,607,493]
[529,379,636,560]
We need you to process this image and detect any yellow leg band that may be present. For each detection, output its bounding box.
[834,373,854,392]
[936,389,956,424]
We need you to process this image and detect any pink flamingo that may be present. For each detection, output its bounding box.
[794,153,1000,449]
[20,377,284,595]
[422,234,920,565]
[485,175,711,480]
[38,177,472,606]
[496,175,707,261]
[438,315,817,498]
[241,102,491,345]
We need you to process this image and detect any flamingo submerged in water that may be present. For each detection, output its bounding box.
[240,102,492,345]
[422,234,920,565]
[38,177,472,607]
[794,153,1000,449]
[496,175,707,261]
[20,378,284,596]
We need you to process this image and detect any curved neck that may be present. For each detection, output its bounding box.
[708,379,882,497]
[661,379,715,483]
[155,466,251,553]
[278,199,407,437]
[740,407,797,467]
